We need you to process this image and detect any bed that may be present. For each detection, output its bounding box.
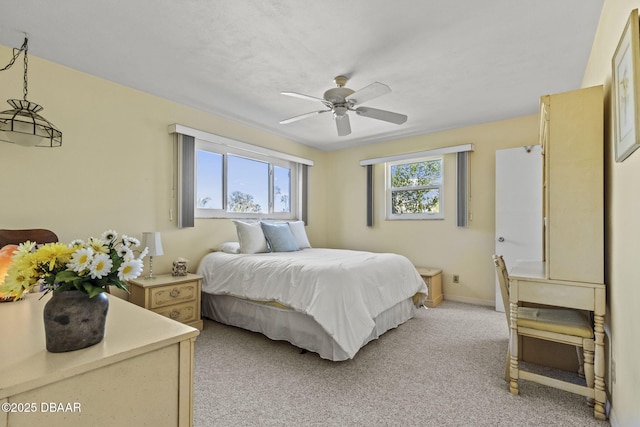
[197,223,428,361]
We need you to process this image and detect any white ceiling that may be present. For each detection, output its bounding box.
[0,1,603,151]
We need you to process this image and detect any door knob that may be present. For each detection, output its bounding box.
[497,237,505,242]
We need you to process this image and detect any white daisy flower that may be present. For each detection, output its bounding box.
[117,246,134,261]
[16,241,36,255]
[122,235,140,248]
[68,239,85,248]
[89,253,113,279]
[101,230,118,243]
[118,258,143,281]
[67,247,94,272]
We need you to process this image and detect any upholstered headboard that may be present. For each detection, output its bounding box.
[0,229,58,246]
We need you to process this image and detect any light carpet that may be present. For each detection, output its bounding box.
[193,301,610,426]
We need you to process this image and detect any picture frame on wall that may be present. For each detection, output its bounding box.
[613,9,640,163]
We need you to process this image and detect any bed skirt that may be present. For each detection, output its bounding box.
[201,292,421,361]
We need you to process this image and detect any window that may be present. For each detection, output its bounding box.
[386,156,443,220]
[195,140,298,220]
[196,151,223,209]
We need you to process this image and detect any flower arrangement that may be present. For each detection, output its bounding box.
[0,230,147,299]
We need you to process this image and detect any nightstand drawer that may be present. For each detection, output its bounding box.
[128,273,203,330]
[152,301,198,323]
[150,281,198,308]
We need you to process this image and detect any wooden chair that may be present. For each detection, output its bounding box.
[492,255,595,399]
[0,229,58,246]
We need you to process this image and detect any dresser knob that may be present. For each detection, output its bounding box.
[170,288,181,298]
[169,309,180,319]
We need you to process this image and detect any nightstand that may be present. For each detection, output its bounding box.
[128,273,203,330]
[416,267,443,308]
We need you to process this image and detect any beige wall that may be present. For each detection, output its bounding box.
[0,45,328,279]
[324,115,538,304]
[583,2,640,425]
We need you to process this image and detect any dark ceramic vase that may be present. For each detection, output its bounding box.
[43,290,109,352]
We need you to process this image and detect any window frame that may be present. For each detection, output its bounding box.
[195,139,299,220]
[386,155,444,220]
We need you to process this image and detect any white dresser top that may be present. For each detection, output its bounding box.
[0,293,199,399]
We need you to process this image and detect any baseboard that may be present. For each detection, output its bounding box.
[443,294,494,307]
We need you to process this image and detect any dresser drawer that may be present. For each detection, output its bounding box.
[152,301,198,323]
[150,281,198,308]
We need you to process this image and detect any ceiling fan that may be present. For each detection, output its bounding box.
[279,76,407,136]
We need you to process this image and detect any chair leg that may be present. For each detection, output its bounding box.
[505,350,511,382]
[583,339,595,407]
[576,346,585,379]
[508,302,519,395]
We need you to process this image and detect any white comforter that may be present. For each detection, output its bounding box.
[197,248,427,358]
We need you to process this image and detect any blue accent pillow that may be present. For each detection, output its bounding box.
[260,222,299,252]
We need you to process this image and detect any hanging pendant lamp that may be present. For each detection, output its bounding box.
[0,37,62,147]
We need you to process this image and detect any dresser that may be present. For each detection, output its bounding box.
[129,273,203,330]
[0,293,199,427]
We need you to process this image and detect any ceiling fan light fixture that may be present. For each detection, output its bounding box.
[333,106,348,117]
[0,37,62,148]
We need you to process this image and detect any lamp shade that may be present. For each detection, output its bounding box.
[0,100,62,147]
[142,232,164,257]
[0,244,18,287]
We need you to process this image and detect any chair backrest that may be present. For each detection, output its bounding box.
[493,254,510,325]
[0,229,58,247]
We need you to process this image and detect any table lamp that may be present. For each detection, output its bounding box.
[142,232,163,279]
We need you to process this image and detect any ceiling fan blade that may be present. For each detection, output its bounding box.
[335,114,351,136]
[355,106,407,125]
[280,109,330,124]
[281,91,333,108]
[346,82,391,105]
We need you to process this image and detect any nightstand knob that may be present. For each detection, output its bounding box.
[169,309,180,319]
[170,288,181,298]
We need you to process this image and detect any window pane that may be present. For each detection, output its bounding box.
[227,155,268,213]
[391,160,442,188]
[196,150,223,209]
[391,189,440,214]
[273,166,291,213]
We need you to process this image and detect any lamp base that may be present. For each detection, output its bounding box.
[145,256,157,280]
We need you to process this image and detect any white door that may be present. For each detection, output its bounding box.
[495,146,543,311]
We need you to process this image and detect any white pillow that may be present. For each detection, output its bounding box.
[218,241,240,254]
[288,221,311,249]
[232,221,269,254]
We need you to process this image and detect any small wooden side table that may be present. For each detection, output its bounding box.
[416,267,443,308]
[129,273,203,330]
